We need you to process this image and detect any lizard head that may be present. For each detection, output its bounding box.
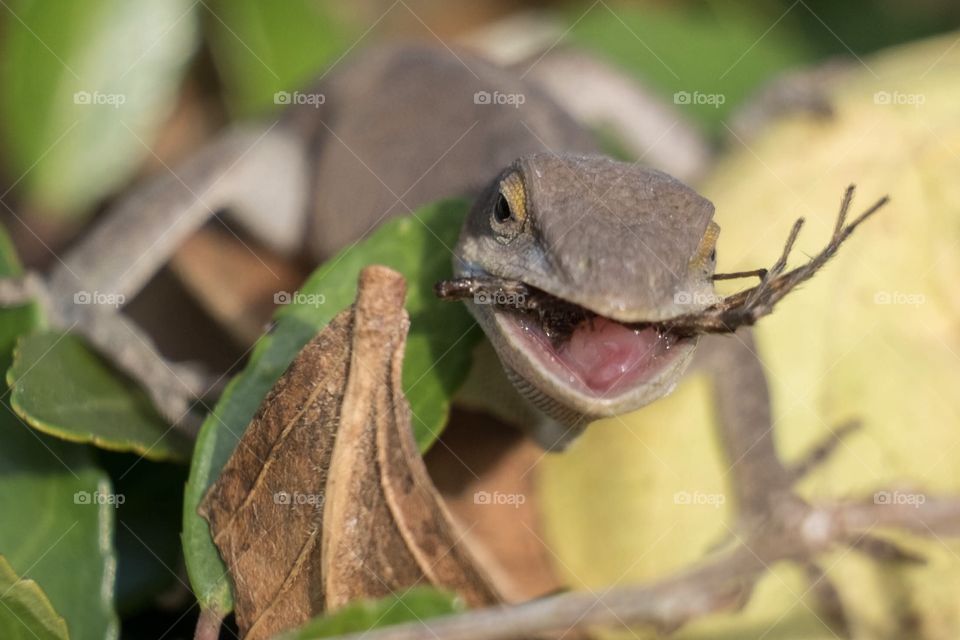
[454,153,719,433]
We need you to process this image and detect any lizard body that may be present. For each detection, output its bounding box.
[16,43,864,450]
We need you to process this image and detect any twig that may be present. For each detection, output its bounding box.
[193,607,224,640]
[788,419,861,482]
[322,497,960,640]
[803,563,849,636]
[712,268,767,281]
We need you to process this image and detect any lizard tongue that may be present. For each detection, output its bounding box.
[558,317,661,394]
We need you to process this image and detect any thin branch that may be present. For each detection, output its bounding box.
[323,498,960,640]
[712,268,767,282]
[788,419,861,482]
[194,607,224,640]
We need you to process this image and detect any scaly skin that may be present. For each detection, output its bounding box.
[454,153,720,447]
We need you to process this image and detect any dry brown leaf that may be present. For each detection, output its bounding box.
[199,308,351,637]
[199,265,500,640]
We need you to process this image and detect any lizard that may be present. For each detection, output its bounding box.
[0,43,881,452]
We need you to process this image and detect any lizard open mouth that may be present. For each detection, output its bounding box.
[494,295,692,398]
[434,275,697,404]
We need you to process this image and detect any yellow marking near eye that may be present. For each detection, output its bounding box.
[690,221,720,272]
[500,172,527,222]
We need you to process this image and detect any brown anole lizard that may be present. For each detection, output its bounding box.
[0,43,883,452]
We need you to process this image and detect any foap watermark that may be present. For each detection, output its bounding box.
[673,91,726,108]
[873,90,925,108]
[74,290,125,308]
[73,90,126,108]
[274,290,326,307]
[874,490,926,508]
[473,90,526,108]
[274,491,324,507]
[474,490,526,508]
[673,490,725,508]
[473,290,526,307]
[74,490,125,507]
[274,91,325,108]
[674,290,724,306]
[873,290,925,307]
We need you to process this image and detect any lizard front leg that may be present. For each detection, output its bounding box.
[693,329,897,632]
[693,329,793,519]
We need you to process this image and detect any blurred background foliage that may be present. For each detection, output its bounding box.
[1,1,960,639]
[1,0,959,229]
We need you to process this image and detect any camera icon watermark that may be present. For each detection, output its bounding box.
[473,290,526,307]
[274,91,325,108]
[473,490,526,508]
[873,90,925,108]
[673,290,724,306]
[74,490,125,507]
[473,90,526,108]
[673,91,726,108]
[673,490,725,508]
[73,290,125,308]
[873,290,925,307]
[274,290,326,307]
[73,90,126,108]
[874,490,926,508]
[274,491,324,507]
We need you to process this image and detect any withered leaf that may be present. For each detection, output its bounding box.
[199,265,500,640]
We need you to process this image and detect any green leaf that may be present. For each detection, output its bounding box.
[0,247,44,372]
[0,0,199,217]
[279,200,481,443]
[0,420,120,640]
[183,198,479,614]
[205,0,356,116]
[7,331,192,462]
[568,3,813,135]
[0,223,118,640]
[281,587,464,640]
[0,556,69,640]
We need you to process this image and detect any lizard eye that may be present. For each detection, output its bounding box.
[494,193,512,222]
[491,171,527,243]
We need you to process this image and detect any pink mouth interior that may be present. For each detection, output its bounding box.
[507,314,683,396]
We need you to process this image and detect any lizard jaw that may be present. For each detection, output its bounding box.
[477,299,698,419]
